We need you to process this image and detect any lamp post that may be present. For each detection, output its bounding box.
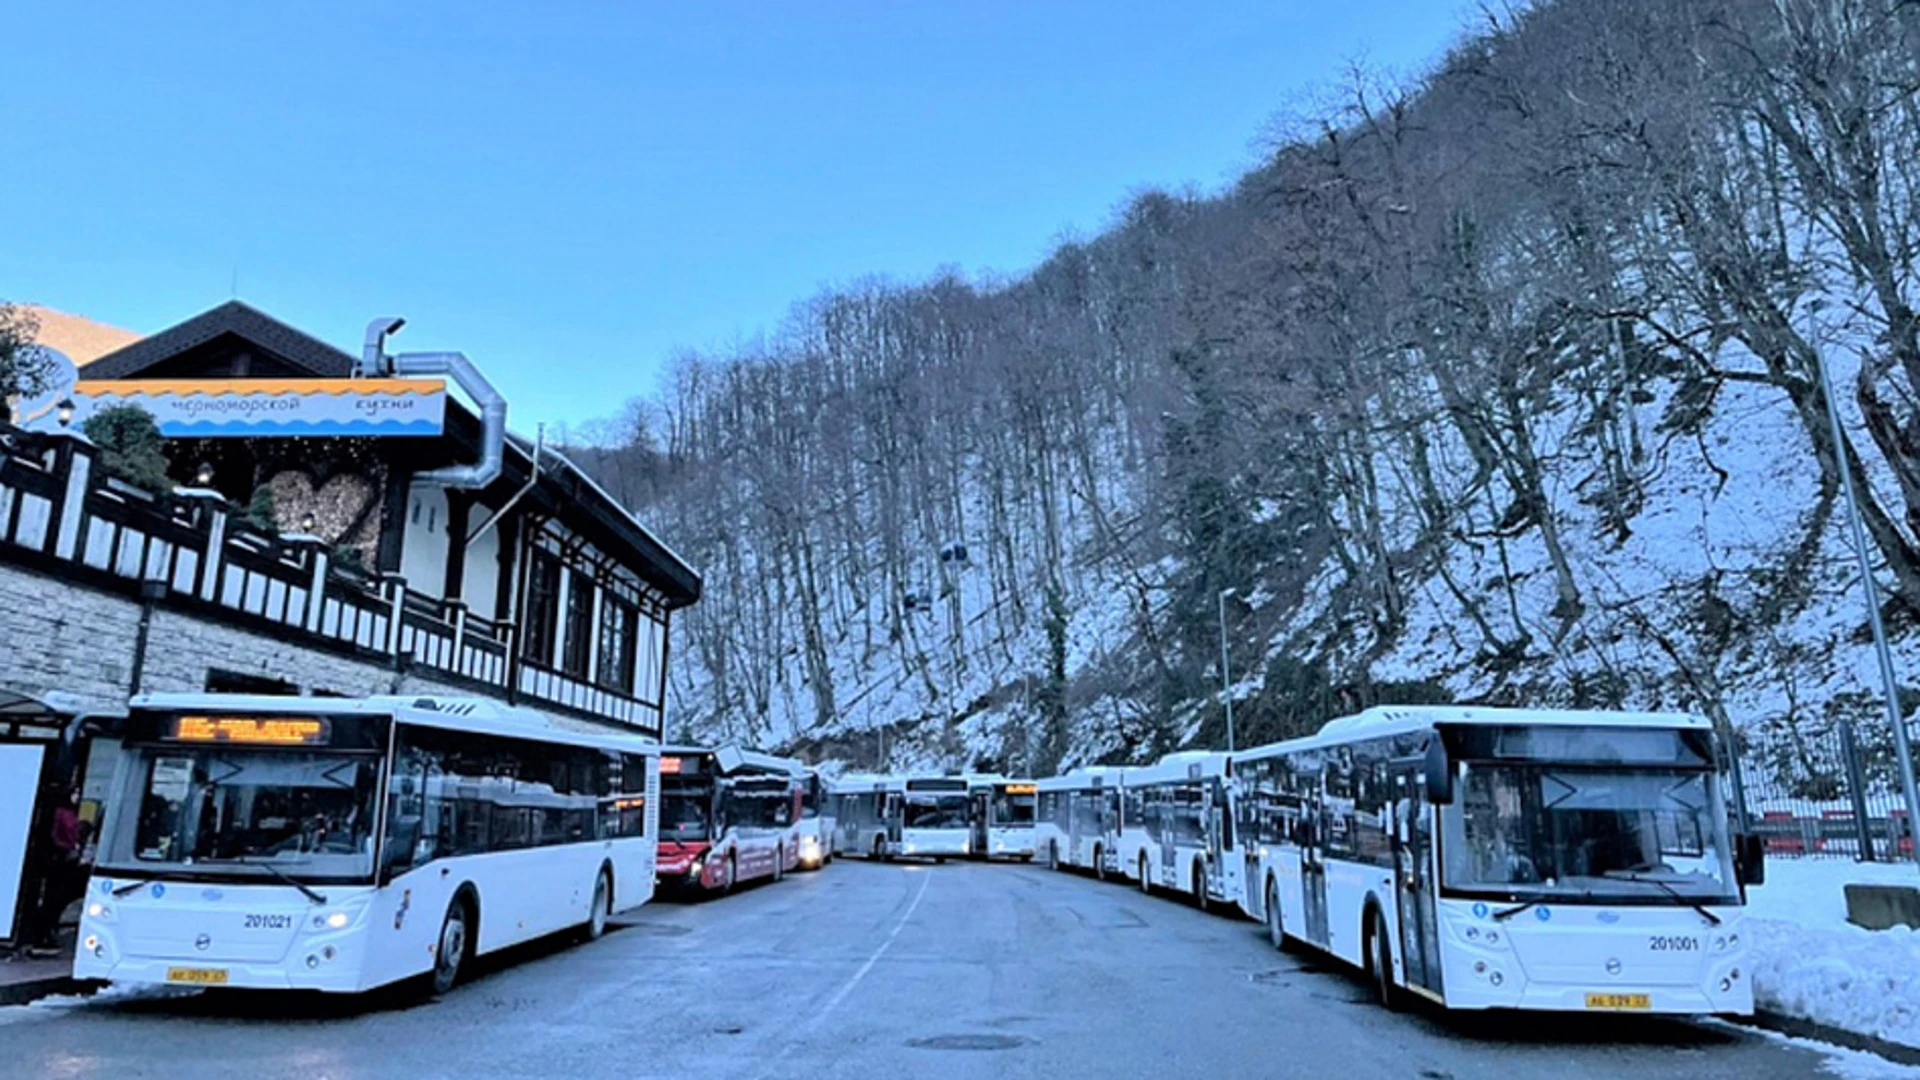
[1218,587,1237,753]
[1810,301,1920,870]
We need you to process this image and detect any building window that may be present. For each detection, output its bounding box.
[523,548,562,664]
[205,669,298,695]
[598,595,638,693]
[561,571,595,678]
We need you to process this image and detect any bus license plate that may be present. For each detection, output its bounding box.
[1585,992,1650,1010]
[165,967,229,985]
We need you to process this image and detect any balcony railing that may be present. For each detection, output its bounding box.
[0,425,661,735]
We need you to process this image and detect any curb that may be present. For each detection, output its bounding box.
[1739,1009,1920,1067]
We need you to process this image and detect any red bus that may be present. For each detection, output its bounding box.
[656,747,804,896]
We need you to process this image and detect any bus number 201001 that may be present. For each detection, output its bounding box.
[1647,936,1698,952]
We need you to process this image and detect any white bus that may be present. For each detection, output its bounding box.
[1035,767,1125,877]
[899,776,971,861]
[1234,706,1764,1014]
[795,768,833,870]
[966,775,1038,860]
[75,693,658,996]
[832,775,902,859]
[1118,751,1238,909]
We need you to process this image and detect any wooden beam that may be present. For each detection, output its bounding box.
[443,491,472,601]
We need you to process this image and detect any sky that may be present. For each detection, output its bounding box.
[7,2,1467,434]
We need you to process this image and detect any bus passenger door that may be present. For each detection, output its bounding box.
[1301,797,1331,948]
[1391,768,1443,999]
[884,792,903,848]
[970,791,989,855]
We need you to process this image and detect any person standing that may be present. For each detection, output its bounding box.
[26,787,85,959]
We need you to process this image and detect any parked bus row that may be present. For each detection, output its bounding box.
[1030,705,1768,1018]
[68,694,1762,1020]
[829,773,1037,863]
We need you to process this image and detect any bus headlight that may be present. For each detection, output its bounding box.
[689,859,705,877]
[312,911,351,930]
[87,902,110,920]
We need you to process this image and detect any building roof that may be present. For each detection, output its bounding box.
[82,300,355,380]
[22,304,141,366]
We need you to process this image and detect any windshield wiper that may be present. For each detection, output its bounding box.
[1492,899,1540,922]
[1605,872,1721,925]
[111,878,150,897]
[197,857,329,905]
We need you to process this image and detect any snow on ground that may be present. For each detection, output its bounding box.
[1746,859,1920,1050]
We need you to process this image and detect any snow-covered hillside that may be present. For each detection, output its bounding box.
[584,0,1920,807]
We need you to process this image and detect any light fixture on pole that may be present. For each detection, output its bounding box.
[1809,299,1920,870]
[1218,586,1237,753]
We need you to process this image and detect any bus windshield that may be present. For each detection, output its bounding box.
[108,746,379,880]
[660,789,713,841]
[992,789,1036,826]
[1441,764,1737,903]
[904,794,968,829]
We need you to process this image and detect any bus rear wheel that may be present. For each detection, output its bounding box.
[583,868,611,941]
[1138,855,1151,894]
[1047,842,1060,871]
[719,854,737,898]
[1192,862,1210,913]
[1093,846,1106,881]
[774,848,786,883]
[431,898,471,996]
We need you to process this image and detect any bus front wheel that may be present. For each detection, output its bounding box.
[1366,911,1400,1012]
[1192,862,1210,913]
[1138,855,1151,894]
[1093,846,1106,881]
[1265,879,1290,952]
[1047,842,1060,871]
[431,898,471,996]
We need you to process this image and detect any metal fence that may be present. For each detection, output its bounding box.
[1736,716,1916,861]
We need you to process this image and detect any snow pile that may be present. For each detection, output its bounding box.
[1746,860,1920,1050]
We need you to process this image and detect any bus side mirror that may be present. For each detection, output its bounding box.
[1736,833,1765,887]
[1423,741,1454,805]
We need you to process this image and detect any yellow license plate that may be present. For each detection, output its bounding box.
[165,967,229,985]
[1585,992,1650,1010]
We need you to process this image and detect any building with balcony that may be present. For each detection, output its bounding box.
[0,301,698,739]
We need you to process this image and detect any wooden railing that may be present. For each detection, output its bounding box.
[0,425,660,734]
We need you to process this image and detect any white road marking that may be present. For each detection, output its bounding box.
[814,870,931,1022]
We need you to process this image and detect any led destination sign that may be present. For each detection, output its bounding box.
[168,715,332,746]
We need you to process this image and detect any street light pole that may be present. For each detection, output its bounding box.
[1218,587,1237,753]
[1810,305,1920,871]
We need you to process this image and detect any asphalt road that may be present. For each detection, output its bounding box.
[0,860,1900,1080]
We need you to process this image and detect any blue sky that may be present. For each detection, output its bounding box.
[8,2,1466,432]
